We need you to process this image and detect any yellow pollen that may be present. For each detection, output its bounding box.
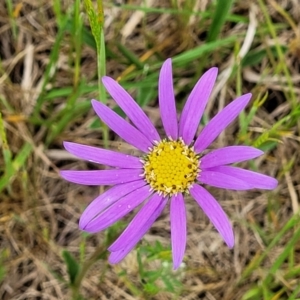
[142,138,200,196]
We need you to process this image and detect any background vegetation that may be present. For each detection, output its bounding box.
[0,0,299,299]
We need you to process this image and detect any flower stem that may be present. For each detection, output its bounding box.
[71,245,106,300]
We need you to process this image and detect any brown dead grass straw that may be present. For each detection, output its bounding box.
[0,0,299,299]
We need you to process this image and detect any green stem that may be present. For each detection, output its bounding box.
[71,245,106,300]
[83,0,108,148]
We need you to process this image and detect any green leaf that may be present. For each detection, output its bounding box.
[143,282,160,295]
[62,250,80,286]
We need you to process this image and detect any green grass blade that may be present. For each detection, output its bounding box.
[172,36,237,65]
[257,0,297,109]
[33,16,69,117]
[73,0,83,88]
[5,0,17,38]
[116,43,144,69]
[0,113,12,169]
[0,142,33,193]
[207,0,235,42]
[288,283,300,300]
[264,224,300,284]
[239,213,300,281]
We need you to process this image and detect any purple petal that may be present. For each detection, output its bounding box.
[102,77,160,142]
[60,168,142,186]
[79,180,146,229]
[82,185,153,233]
[201,146,263,169]
[108,193,164,252]
[206,166,278,190]
[190,184,234,248]
[178,68,218,145]
[158,58,178,139]
[170,193,186,270]
[63,141,142,168]
[108,197,168,264]
[199,170,252,190]
[194,93,252,153]
[91,100,152,152]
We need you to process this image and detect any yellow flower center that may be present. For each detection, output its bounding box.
[142,138,200,196]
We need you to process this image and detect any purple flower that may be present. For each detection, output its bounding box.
[61,59,278,269]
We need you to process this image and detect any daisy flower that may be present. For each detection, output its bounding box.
[61,59,278,269]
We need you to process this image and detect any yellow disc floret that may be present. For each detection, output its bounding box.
[142,138,200,196]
